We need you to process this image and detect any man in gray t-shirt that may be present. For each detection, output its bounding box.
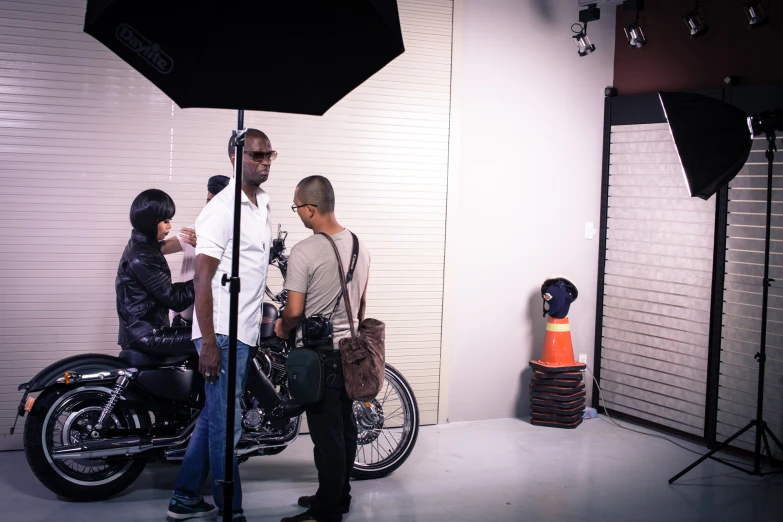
[283,227,370,345]
[274,175,369,522]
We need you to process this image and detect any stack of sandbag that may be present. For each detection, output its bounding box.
[529,363,585,429]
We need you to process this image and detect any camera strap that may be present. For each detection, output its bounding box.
[319,231,359,336]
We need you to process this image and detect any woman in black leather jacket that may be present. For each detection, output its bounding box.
[116,189,195,356]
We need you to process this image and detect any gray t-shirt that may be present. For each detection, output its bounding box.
[284,229,370,345]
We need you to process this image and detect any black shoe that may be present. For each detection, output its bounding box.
[166,498,218,521]
[217,511,246,522]
[281,512,317,522]
[297,496,349,514]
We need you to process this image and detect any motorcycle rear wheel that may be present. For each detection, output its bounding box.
[24,385,148,501]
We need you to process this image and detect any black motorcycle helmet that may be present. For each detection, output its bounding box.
[541,275,578,318]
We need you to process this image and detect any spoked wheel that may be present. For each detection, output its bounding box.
[24,385,147,501]
[351,363,419,479]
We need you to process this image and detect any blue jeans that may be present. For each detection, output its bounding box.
[173,334,250,513]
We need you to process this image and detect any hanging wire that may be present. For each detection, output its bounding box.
[695,0,708,20]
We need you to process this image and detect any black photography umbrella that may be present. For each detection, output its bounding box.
[83,1,405,516]
[84,0,404,115]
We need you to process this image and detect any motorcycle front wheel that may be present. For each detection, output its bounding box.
[351,363,419,480]
[24,385,148,501]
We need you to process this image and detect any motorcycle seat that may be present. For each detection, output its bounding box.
[119,349,192,368]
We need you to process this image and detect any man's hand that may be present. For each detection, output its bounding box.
[274,318,287,339]
[198,337,221,384]
[179,227,197,248]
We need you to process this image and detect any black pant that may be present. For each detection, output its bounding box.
[125,326,195,357]
[305,351,358,522]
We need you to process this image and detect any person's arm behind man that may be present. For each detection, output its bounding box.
[160,227,197,255]
[160,237,182,255]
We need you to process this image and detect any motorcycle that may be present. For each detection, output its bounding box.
[12,227,419,501]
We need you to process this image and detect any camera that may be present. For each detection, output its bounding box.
[302,314,334,348]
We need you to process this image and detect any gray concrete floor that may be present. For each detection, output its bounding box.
[1,417,781,522]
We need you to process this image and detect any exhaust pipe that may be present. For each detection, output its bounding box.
[51,416,200,461]
[236,418,301,456]
[50,414,300,461]
[51,437,151,460]
[164,447,188,461]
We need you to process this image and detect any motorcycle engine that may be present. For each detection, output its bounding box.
[257,346,288,386]
[242,408,265,431]
[242,348,287,434]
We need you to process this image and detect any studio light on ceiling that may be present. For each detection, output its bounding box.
[683,2,709,38]
[624,21,647,48]
[623,0,647,49]
[573,3,600,57]
[743,1,769,28]
[573,24,596,56]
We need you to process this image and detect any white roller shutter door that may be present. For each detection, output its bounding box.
[0,0,453,450]
[598,123,715,436]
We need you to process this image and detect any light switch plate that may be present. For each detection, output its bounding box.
[585,222,596,240]
[579,353,588,364]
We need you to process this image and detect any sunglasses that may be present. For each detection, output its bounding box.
[244,150,278,162]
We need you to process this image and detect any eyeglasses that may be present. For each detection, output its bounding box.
[244,150,278,162]
[291,203,317,213]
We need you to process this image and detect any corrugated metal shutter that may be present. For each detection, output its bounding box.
[598,123,715,436]
[0,0,453,450]
[720,136,783,459]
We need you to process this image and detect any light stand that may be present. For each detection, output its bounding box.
[669,131,783,483]
[219,109,246,520]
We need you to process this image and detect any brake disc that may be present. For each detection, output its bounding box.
[353,400,384,445]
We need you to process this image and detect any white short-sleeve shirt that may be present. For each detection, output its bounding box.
[191,180,272,346]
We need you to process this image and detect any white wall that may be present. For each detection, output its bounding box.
[442,0,616,422]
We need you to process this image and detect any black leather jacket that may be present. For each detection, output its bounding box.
[116,230,195,346]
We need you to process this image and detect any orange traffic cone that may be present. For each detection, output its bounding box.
[530,317,586,372]
[529,285,587,429]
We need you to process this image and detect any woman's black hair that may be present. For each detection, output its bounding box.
[130,189,176,238]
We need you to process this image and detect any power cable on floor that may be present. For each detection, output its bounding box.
[584,365,755,466]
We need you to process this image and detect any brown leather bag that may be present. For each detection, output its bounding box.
[322,233,385,401]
